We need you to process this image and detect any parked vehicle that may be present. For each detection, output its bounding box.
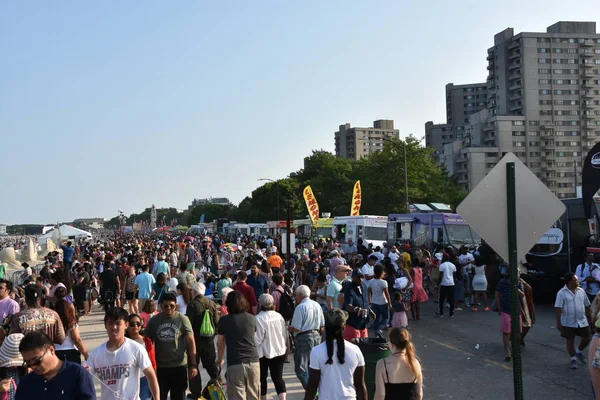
[332,215,388,248]
[387,212,481,251]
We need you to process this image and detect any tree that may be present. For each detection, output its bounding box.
[355,136,459,214]
[293,150,355,217]
[186,204,236,226]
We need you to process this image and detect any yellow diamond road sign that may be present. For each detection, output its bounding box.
[456,152,566,262]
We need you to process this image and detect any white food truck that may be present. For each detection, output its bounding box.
[332,215,388,248]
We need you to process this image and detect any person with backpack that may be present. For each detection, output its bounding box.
[271,275,295,321]
[186,282,220,399]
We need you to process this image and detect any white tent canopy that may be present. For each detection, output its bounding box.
[38,225,92,243]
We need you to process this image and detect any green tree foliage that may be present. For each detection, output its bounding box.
[186,204,236,226]
[111,138,465,226]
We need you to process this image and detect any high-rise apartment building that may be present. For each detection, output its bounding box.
[429,21,600,198]
[425,83,488,158]
[335,119,400,160]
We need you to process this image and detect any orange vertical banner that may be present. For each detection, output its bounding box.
[351,180,362,216]
[303,186,320,226]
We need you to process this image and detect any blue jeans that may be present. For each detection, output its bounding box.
[139,376,151,400]
[372,303,390,331]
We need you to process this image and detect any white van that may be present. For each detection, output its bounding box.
[332,215,388,248]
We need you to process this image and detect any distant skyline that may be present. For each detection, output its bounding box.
[2,2,600,224]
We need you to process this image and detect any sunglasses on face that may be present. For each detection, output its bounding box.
[162,304,176,309]
[129,322,142,327]
[23,346,49,368]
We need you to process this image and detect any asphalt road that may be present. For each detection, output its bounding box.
[79,301,593,399]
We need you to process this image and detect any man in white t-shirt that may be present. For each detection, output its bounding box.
[305,309,367,400]
[87,307,159,400]
[361,255,378,281]
[435,253,456,318]
[388,246,400,270]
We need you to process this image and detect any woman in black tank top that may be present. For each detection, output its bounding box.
[374,327,422,400]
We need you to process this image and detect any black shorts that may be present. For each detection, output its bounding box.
[561,326,591,339]
[125,291,136,301]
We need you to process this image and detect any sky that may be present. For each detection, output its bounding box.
[2,1,600,224]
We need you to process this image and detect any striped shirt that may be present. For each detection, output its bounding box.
[495,278,523,314]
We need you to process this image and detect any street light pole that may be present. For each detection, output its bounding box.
[258,178,280,221]
[404,141,409,212]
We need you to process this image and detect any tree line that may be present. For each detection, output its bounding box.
[106,136,465,228]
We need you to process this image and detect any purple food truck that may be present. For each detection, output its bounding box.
[387,212,481,251]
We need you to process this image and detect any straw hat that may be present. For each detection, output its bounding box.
[0,334,24,368]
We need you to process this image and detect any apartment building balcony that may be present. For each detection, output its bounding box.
[542,133,555,140]
[582,62,595,69]
[543,163,556,171]
[510,104,523,112]
[487,64,494,71]
[543,176,557,184]
[582,91,596,99]
[509,72,521,80]
[487,53,494,60]
[582,71,595,79]
[457,166,468,174]
[583,101,595,109]
[582,81,595,89]
[556,177,574,185]
[583,132,596,140]
[581,40,595,47]
[457,176,468,185]
[509,51,521,60]
[508,41,520,50]
[483,123,495,131]
[581,50,595,58]
[509,93,522,101]
[583,113,595,119]
[509,63,521,70]
[541,141,555,150]
[543,154,556,161]
[456,154,468,162]
[540,122,555,130]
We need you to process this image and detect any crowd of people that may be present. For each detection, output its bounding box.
[2,230,600,399]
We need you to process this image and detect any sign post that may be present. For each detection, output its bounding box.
[457,153,566,400]
[506,162,523,399]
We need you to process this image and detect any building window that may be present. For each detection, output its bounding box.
[567,48,578,53]
[513,121,524,126]
[554,90,563,94]
[539,58,550,64]
[540,90,550,95]
[513,142,524,147]
[539,48,549,53]
[554,79,564,84]
[529,141,540,147]
[540,79,550,84]
[553,48,562,53]
[512,132,525,136]
[528,131,540,136]
[539,68,550,74]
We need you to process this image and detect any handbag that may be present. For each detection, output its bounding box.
[199,309,215,337]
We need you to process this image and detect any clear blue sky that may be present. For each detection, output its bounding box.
[2,1,599,224]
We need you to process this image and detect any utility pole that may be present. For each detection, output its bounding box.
[404,140,409,212]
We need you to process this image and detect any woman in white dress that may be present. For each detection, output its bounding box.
[471,257,489,311]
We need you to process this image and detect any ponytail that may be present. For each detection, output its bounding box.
[325,327,346,365]
[389,327,422,382]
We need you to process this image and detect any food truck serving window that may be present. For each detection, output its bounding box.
[395,222,412,241]
[334,225,346,241]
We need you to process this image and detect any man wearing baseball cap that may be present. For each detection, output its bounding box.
[327,265,351,311]
[342,269,370,341]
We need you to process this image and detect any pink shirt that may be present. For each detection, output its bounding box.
[0,297,19,320]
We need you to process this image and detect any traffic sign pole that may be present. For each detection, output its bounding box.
[507,162,524,400]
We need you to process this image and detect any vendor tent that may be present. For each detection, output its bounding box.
[38,225,92,243]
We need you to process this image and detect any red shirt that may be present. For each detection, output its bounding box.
[232,281,257,313]
[142,335,157,369]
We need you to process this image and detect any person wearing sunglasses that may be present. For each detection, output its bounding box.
[15,332,95,399]
[126,314,156,400]
[145,292,197,400]
[87,307,159,400]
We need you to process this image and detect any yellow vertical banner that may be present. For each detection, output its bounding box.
[303,186,320,226]
[351,180,362,216]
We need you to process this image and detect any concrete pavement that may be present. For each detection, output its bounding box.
[79,301,593,399]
